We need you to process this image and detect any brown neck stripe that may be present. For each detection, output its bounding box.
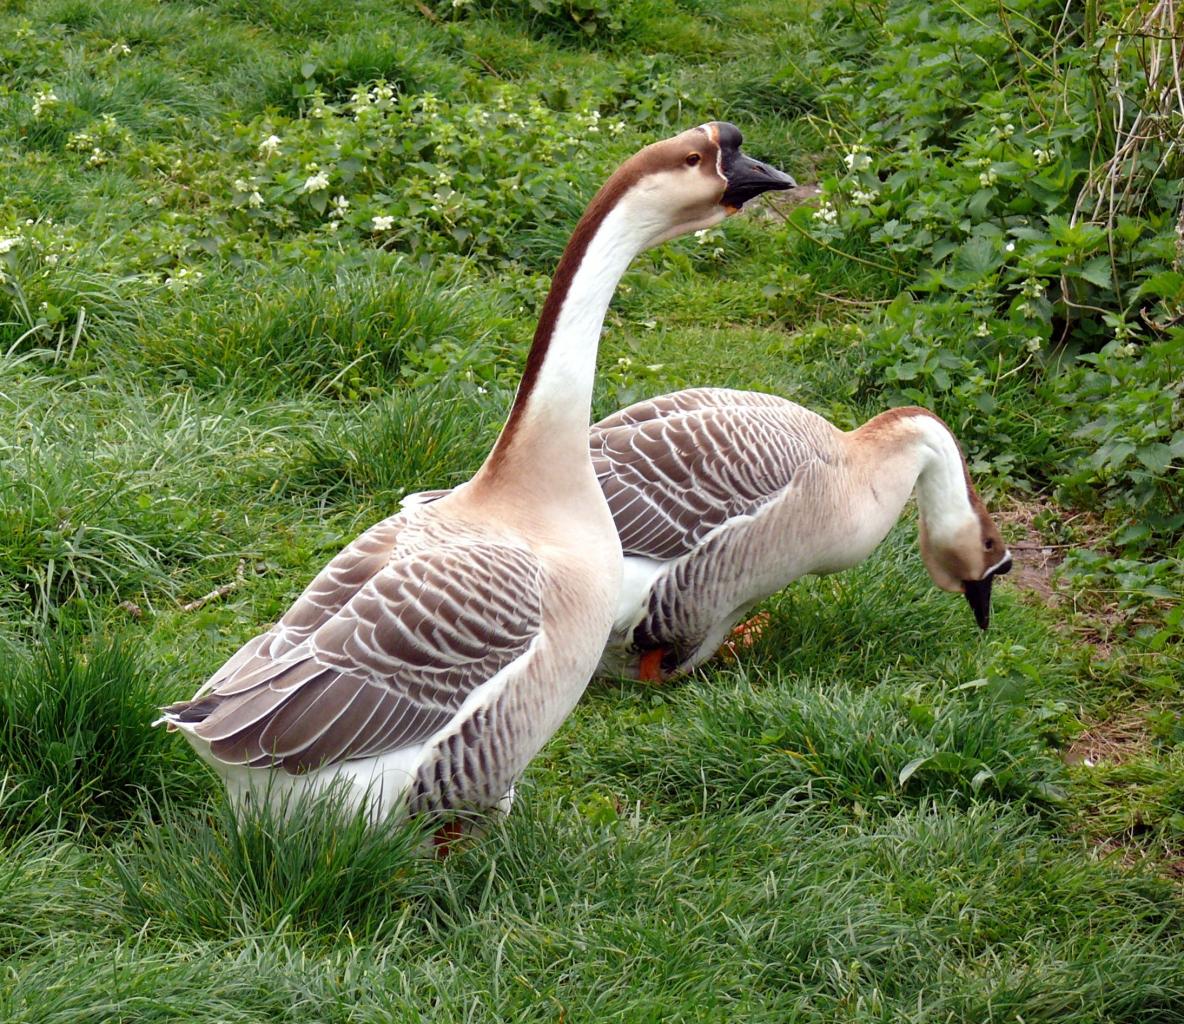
[484,156,657,471]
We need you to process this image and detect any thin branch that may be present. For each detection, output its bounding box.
[180,559,254,614]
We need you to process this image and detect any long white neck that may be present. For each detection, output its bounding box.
[909,414,976,539]
[837,411,974,562]
[516,201,651,443]
[478,195,659,496]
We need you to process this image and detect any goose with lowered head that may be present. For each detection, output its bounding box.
[588,388,1013,681]
[159,125,795,834]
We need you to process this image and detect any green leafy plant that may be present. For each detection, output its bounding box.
[789,0,1183,623]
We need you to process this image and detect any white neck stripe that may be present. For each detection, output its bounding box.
[985,551,1012,576]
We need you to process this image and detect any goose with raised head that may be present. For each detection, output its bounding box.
[159,126,795,831]
[588,388,1012,681]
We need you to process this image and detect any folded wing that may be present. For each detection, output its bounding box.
[164,516,544,774]
[592,388,828,560]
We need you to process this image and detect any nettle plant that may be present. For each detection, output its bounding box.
[791,0,1183,612]
[434,0,626,39]
[210,84,631,268]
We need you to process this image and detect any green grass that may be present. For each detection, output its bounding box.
[0,0,1181,1019]
[0,632,206,833]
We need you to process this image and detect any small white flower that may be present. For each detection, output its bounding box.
[1120,342,1138,356]
[372,214,395,231]
[258,134,282,156]
[303,170,330,193]
[1025,336,1042,352]
[247,191,264,208]
[851,188,877,205]
[995,122,1015,138]
[843,148,872,172]
[975,322,990,337]
[233,178,251,192]
[326,220,338,233]
[812,202,838,225]
[694,229,710,243]
[331,194,350,216]
[108,42,132,56]
[1023,277,1046,299]
[610,120,626,135]
[1033,147,1053,165]
[166,267,203,286]
[1005,241,1015,252]
[0,236,21,254]
[32,87,59,117]
[45,253,59,265]
[979,169,998,187]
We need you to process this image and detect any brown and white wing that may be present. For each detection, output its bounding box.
[194,513,409,699]
[163,524,544,774]
[591,388,832,560]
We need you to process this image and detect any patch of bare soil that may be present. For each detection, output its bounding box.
[1066,713,1184,881]
[996,496,1071,607]
[1065,712,1152,767]
[995,496,1131,653]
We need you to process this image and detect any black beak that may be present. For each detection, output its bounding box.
[963,576,993,630]
[962,555,1010,631]
[721,153,796,210]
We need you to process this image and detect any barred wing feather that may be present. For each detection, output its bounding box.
[165,518,544,775]
[592,388,828,560]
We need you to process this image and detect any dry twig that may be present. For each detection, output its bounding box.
[180,559,251,613]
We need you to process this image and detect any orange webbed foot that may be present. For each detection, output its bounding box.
[637,648,668,683]
[432,819,465,859]
[719,611,771,660]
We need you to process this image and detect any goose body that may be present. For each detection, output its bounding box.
[159,125,795,823]
[590,388,1012,680]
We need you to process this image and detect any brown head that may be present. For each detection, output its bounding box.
[919,492,1012,629]
[569,121,796,253]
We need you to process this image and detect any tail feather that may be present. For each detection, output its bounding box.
[158,695,221,725]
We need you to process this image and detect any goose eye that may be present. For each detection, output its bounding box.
[985,538,995,551]
[685,153,702,167]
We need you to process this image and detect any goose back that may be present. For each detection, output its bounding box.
[592,388,839,560]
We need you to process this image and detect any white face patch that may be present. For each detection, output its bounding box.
[985,550,1012,577]
[692,124,726,186]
